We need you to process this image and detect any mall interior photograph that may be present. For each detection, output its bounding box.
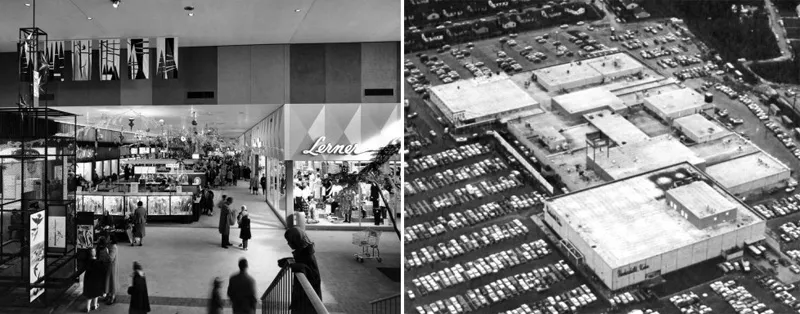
[0,1,401,314]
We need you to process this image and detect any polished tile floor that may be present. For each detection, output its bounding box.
[30,182,401,314]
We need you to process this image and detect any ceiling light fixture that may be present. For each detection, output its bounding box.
[111,0,120,8]
[87,17,92,20]
[184,6,194,16]
[294,9,301,12]
[25,3,31,7]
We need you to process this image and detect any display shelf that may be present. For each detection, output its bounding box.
[75,191,195,220]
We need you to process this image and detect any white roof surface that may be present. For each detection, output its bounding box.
[667,181,737,219]
[584,110,649,145]
[553,87,626,115]
[589,135,706,180]
[429,74,539,121]
[706,152,791,189]
[533,61,601,88]
[674,114,730,140]
[586,53,644,77]
[547,163,761,269]
[644,88,709,117]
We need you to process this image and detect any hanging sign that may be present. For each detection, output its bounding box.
[301,137,362,156]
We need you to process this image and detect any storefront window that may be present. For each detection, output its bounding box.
[290,161,396,228]
[264,157,285,218]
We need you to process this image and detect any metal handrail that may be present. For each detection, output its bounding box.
[369,293,400,314]
[261,266,329,314]
[261,266,291,302]
[295,272,328,314]
[369,293,401,304]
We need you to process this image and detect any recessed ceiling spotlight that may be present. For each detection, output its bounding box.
[25,3,31,6]
[87,17,92,20]
[111,0,120,8]
[294,9,301,12]
[184,6,194,16]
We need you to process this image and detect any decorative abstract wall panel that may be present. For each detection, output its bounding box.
[156,37,178,79]
[99,39,120,81]
[46,41,65,81]
[127,38,150,80]
[71,40,92,81]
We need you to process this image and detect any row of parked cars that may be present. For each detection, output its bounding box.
[752,194,800,219]
[714,83,740,100]
[499,284,598,314]
[495,50,524,73]
[669,291,711,314]
[609,289,655,308]
[711,279,776,314]
[413,261,580,314]
[421,173,523,210]
[406,223,542,270]
[410,239,553,296]
[463,61,492,78]
[755,276,800,312]
[405,157,508,197]
[404,209,527,245]
[717,259,751,273]
[406,143,492,175]
[678,63,719,81]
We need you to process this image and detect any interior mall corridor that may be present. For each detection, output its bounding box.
[40,182,400,314]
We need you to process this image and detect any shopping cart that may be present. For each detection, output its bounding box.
[352,228,382,263]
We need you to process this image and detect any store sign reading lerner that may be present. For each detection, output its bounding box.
[302,137,362,156]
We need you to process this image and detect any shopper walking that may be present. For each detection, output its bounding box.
[228,258,258,314]
[250,176,259,195]
[370,183,382,226]
[83,248,107,312]
[219,197,234,248]
[208,277,224,314]
[132,201,147,246]
[279,228,322,313]
[193,191,202,222]
[260,176,267,195]
[227,170,234,186]
[238,206,251,251]
[204,188,215,216]
[97,236,118,305]
[127,262,151,314]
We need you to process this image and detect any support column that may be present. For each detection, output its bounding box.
[284,160,294,226]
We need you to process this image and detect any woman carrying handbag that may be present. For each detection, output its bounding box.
[237,206,252,251]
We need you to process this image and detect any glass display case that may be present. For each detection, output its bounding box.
[0,106,79,306]
[104,195,124,216]
[148,196,170,216]
[126,195,146,214]
[75,192,195,218]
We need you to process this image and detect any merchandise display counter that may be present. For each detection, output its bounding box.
[76,191,194,222]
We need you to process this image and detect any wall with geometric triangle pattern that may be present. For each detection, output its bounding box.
[283,103,401,161]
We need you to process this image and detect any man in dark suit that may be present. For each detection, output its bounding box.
[132,201,147,246]
[228,258,257,314]
[218,197,234,248]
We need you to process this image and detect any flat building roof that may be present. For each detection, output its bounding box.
[533,60,601,89]
[429,74,539,121]
[584,110,649,145]
[585,53,644,77]
[547,163,762,269]
[644,88,708,117]
[553,87,626,115]
[674,114,729,139]
[705,151,791,189]
[589,135,705,180]
[667,181,737,220]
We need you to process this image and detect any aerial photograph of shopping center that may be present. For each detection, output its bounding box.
[404,0,800,313]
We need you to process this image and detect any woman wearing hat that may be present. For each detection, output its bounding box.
[127,262,151,314]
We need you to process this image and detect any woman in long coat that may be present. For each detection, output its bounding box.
[84,248,107,312]
[128,262,151,314]
[98,236,118,304]
[238,207,252,251]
